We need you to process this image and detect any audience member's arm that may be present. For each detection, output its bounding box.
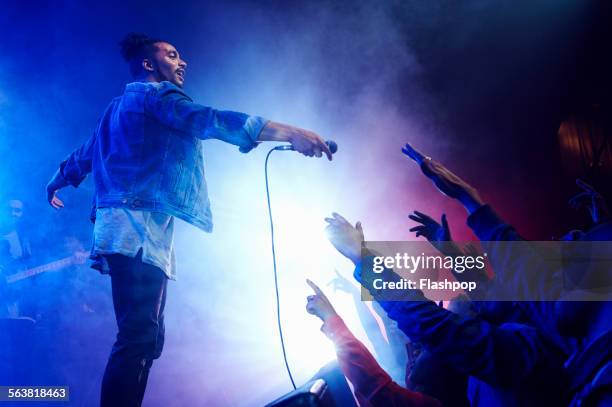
[401,143,523,241]
[402,143,562,302]
[325,214,566,387]
[306,280,442,407]
[409,210,490,299]
[329,269,406,375]
[569,178,611,226]
[401,143,484,216]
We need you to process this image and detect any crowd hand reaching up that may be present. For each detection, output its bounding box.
[324,212,364,265]
[328,269,359,295]
[402,143,484,214]
[569,178,611,225]
[409,211,451,242]
[409,210,466,257]
[306,279,338,322]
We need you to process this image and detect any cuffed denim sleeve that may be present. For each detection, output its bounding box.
[148,82,268,153]
[60,131,96,187]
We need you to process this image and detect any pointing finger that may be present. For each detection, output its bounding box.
[441,214,449,230]
[307,279,322,295]
[402,143,426,164]
[319,140,333,161]
[356,221,363,235]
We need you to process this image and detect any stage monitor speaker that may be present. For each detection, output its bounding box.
[265,379,331,407]
[265,362,357,407]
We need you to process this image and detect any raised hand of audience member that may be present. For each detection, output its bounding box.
[306,279,338,322]
[409,210,466,257]
[328,269,359,295]
[324,212,364,265]
[402,143,484,214]
[409,211,451,242]
[569,178,611,225]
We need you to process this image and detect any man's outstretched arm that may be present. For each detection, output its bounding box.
[149,83,332,159]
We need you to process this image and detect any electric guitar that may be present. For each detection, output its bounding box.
[3,251,89,285]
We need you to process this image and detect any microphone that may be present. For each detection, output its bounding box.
[274,140,338,154]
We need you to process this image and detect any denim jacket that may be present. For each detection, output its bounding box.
[59,81,268,232]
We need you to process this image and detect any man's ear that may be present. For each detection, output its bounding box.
[142,59,155,72]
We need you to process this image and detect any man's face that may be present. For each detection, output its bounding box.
[149,42,187,88]
[1,199,23,232]
[8,200,23,220]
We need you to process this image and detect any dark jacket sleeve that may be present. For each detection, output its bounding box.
[354,248,563,388]
[467,204,524,242]
[378,296,563,389]
[466,205,566,346]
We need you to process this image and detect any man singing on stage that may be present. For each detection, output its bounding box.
[45,33,332,407]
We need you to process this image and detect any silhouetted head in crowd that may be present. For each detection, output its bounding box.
[119,33,187,88]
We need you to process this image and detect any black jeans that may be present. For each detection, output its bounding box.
[100,252,167,407]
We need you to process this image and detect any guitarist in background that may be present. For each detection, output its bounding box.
[0,198,90,320]
[0,199,33,318]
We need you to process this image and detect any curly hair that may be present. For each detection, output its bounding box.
[119,33,166,77]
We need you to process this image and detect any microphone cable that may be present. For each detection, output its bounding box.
[264,147,297,390]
